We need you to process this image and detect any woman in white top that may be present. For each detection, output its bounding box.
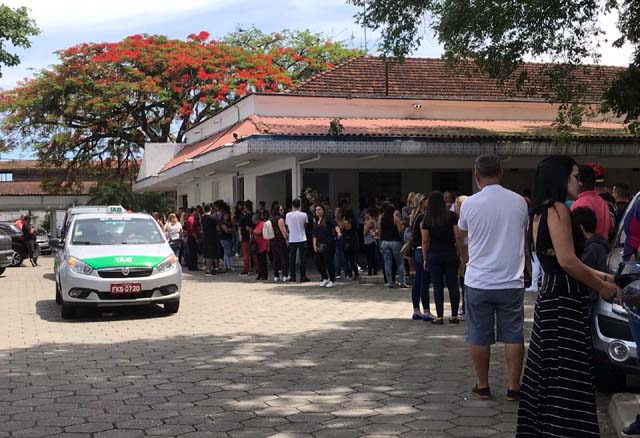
[164,213,183,255]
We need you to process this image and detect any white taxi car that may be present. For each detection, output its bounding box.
[51,212,181,319]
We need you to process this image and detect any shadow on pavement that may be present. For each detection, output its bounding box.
[35,299,172,323]
[0,317,520,437]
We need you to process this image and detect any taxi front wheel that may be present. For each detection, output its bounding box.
[61,302,76,319]
[164,301,179,314]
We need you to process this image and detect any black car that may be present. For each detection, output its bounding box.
[0,232,13,275]
[0,222,37,266]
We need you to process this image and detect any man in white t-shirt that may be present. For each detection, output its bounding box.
[458,155,529,401]
[285,198,309,282]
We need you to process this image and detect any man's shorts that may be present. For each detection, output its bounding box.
[465,286,524,345]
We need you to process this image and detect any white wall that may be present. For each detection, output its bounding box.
[256,170,289,208]
[137,142,184,180]
[238,157,297,203]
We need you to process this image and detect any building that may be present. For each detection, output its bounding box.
[0,160,95,230]
[135,57,638,209]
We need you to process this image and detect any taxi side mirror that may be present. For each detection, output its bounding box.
[49,239,63,250]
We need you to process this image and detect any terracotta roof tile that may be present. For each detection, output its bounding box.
[162,116,633,170]
[161,118,261,171]
[0,160,40,170]
[288,56,623,103]
[0,181,96,196]
[247,116,630,139]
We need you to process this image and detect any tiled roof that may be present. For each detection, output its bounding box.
[0,160,40,170]
[162,118,261,171]
[287,56,623,103]
[0,181,96,196]
[250,116,631,138]
[162,115,632,171]
[0,159,140,170]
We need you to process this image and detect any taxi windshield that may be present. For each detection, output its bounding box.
[71,218,164,246]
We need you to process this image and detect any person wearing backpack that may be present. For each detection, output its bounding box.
[252,213,270,280]
[269,203,289,282]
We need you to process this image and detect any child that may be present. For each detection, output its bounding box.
[571,207,610,307]
[571,207,610,273]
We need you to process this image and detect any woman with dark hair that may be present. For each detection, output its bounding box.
[220,208,234,272]
[421,191,461,325]
[341,209,359,280]
[333,207,346,279]
[410,194,433,321]
[379,203,407,288]
[516,156,619,437]
[252,213,269,281]
[270,203,289,282]
[313,204,341,288]
[363,208,379,276]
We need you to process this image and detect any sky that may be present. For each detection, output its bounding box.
[0,0,635,159]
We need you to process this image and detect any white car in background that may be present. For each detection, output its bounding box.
[50,212,181,319]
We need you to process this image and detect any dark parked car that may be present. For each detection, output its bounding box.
[0,222,37,266]
[0,232,13,275]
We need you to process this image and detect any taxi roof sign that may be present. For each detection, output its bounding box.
[107,206,125,214]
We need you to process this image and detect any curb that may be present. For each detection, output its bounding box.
[609,392,640,437]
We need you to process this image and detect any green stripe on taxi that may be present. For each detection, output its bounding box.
[83,255,165,269]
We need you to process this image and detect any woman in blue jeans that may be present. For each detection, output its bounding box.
[409,194,433,320]
[422,191,461,325]
[379,203,407,289]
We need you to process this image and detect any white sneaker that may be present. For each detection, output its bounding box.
[325,281,335,288]
[282,276,290,282]
[335,275,341,280]
[320,279,329,287]
[274,277,281,282]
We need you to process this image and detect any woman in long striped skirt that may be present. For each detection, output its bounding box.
[516,156,619,437]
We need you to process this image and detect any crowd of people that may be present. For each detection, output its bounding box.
[153,154,640,436]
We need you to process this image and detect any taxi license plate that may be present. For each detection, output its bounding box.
[110,283,142,294]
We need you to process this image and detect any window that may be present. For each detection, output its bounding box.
[71,218,164,245]
[0,172,13,182]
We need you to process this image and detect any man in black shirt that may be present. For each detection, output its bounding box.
[21,215,38,267]
[239,200,257,276]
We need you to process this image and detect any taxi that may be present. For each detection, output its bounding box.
[50,212,181,319]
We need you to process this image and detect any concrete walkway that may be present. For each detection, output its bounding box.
[0,257,618,437]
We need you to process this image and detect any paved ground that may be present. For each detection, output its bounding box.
[0,257,617,437]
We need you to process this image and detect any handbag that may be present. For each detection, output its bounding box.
[401,237,414,258]
[317,243,327,254]
[262,220,275,240]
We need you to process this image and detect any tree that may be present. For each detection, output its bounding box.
[349,0,640,132]
[88,180,175,214]
[0,29,362,192]
[0,5,39,77]
[224,27,364,81]
[0,32,292,192]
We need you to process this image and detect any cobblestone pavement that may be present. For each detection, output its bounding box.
[0,257,615,437]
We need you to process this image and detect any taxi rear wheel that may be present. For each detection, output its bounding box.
[164,301,179,314]
[61,301,76,319]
